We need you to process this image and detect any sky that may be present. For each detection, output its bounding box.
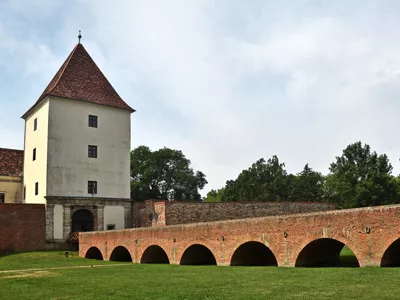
[2,0,400,196]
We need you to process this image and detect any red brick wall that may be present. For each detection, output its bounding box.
[132,200,167,227]
[0,204,45,254]
[80,204,400,267]
[132,200,335,227]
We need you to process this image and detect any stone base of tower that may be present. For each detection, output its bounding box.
[44,196,132,250]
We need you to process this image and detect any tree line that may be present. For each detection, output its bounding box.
[131,142,400,209]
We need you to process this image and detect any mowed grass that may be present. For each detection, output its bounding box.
[0,250,399,300]
[0,251,122,271]
[338,246,360,267]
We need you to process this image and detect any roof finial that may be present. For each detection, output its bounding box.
[78,30,82,44]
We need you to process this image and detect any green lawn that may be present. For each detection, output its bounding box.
[0,250,398,300]
[338,246,360,267]
[0,251,121,271]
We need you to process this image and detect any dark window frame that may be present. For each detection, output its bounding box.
[88,115,98,128]
[35,182,39,196]
[0,193,5,204]
[88,181,97,195]
[34,118,37,131]
[33,148,36,161]
[88,145,98,158]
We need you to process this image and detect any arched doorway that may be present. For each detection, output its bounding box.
[295,238,359,267]
[85,247,103,260]
[141,245,170,264]
[231,241,278,266]
[109,246,132,262]
[71,209,94,232]
[381,239,400,267]
[180,244,217,265]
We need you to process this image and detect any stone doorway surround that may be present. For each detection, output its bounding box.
[45,196,132,249]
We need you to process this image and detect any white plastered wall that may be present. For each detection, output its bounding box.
[23,98,49,204]
[46,96,131,198]
[104,206,125,230]
[0,175,23,203]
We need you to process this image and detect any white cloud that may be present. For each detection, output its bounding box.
[3,1,400,196]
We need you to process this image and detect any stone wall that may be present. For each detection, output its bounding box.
[0,204,45,254]
[132,200,335,228]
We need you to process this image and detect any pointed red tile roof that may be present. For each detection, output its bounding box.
[22,43,135,118]
[0,148,24,176]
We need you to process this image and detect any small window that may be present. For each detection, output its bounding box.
[0,193,4,204]
[34,118,37,131]
[106,224,116,230]
[33,148,36,161]
[23,186,26,200]
[88,115,98,128]
[35,182,39,196]
[88,145,98,158]
[88,181,97,194]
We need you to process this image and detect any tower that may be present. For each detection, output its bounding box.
[21,39,135,247]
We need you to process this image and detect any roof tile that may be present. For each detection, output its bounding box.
[23,43,135,118]
[0,148,24,176]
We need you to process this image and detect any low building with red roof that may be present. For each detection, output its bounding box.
[0,148,24,203]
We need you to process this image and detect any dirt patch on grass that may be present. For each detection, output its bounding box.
[0,270,58,279]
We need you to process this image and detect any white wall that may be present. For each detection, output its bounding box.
[104,206,125,230]
[46,96,131,198]
[23,98,49,204]
[53,204,64,239]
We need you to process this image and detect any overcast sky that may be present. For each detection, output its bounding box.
[1,0,400,196]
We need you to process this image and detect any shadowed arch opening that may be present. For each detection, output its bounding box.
[72,209,93,232]
[85,247,103,260]
[180,244,217,265]
[141,245,170,264]
[110,246,132,262]
[231,241,278,266]
[296,238,359,267]
[381,239,400,267]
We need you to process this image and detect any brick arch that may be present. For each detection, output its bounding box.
[175,241,219,265]
[379,236,400,267]
[109,245,133,262]
[294,234,361,267]
[140,245,170,264]
[179,243,217,265]
[85,246,104,260]
[230,241,278,266]
[223,232,282,266]
[135,240,174,264]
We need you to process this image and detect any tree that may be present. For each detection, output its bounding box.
[130,146,207,202]
[204,188,225,202]
[221,156,293,202]
[324,141,399,208]
[289,164,325,202]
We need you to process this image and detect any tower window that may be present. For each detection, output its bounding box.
[88,181,97,195]
[35,182,39,196]
[0,193,4,204]
[88,115,98,128]
[88,145,98,158]
[34,118,37,131]
[33,148,36,161]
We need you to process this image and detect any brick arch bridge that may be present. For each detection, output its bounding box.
[79,204,400,267]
